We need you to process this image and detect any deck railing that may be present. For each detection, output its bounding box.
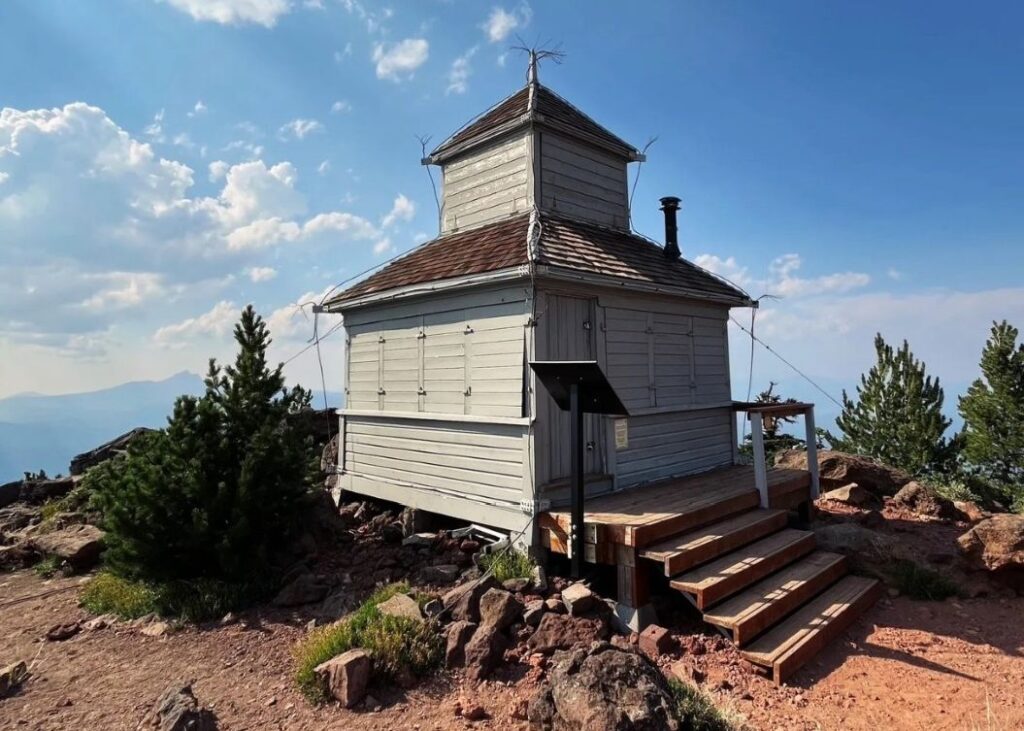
[733,402,820,507]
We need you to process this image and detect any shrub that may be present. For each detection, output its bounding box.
[84,305,318,586]
[81,572,160,619]
[293,583,443,703]
[888,560,959,601]
[38,499,62,524]
[34,555,62,579]
[479,547,534,583]
[669,680,734,731]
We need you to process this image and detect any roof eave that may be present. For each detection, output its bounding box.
[322,264,533,313]
[535,264,754,308]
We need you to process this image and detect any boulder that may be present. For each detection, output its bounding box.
[441,575,500,622]
[0,504,41,539]
[30,524,105,570]
[527,643,679,731]
[954,500,989,523]
[561,583,596,616]
[445,620,477,668]
[70,427,154,476]
[958,514,1024,589]
[891,482,962,521]
[502,577,531,593]
[141,621,173,638]
[527,613,610,655]
[315,649,371,708]
[46,622,81,641]
[421,563,460,585]
[18,477,76,505]
[523,599,546,627]
[0,542,36,570]
[478,588,521,630]
[0,481,21,510]
[821,483,877,507]
[150,682,218,731]
[0,661,28,698]
[463,625,510,681]
[377,593,423,623]
[776,449,912,496]
[531,565,548,594]
[272,572,329,607]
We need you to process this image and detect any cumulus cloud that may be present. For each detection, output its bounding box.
[80,272,168,311]
[381,194,415,228]
[317,160,330,175]
[330,100,352,114]
[159,0,293,27]
[278,118,323,140]
[372,39,429,81]
[187,100,207,118]
[447,47,477,95]
[208,160,230,182]
[246,266,277,282]
[153,300,239,346]
[482,4,531,43]
[694,252,870,299]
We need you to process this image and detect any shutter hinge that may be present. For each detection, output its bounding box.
[417,330,426,339]
[377,387,386,395]
[583,320,592,331]
[417,387,426,395]
[464,325,474,334]
[525,317,537,328]
[464,386,472,397]
[378,335,386,343]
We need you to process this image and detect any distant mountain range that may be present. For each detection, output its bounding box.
[0,373,346,483]
[0,372,205,482]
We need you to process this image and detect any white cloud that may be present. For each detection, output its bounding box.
[144,108,165,141]
[317,160,330,175]
[694,252,869,299]
[208,160,230,182]
[447,46,478,95]
[381,194,415,228]
[278,118,323,140]
[187,100,207,118]
[373,238,393,255]
[153,300,238,346]
[80,272,167,311]
[341,0,390,34]
[372,39,429,81]
[887,268,903,281]
[482,4,531,43]
[159,0,292,27]
[330,99,352,114]
[246,266,277,282]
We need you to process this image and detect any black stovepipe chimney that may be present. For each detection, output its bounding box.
[660,196,681,260]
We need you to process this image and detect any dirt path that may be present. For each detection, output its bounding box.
[2,571,1023,730]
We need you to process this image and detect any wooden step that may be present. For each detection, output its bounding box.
[741,575,882,684]
[703,551,848,646]
[669,529,816,610]
[641,509,788,576]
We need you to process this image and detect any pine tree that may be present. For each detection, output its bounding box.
[958,321,1024,502]
[826,334,953,474]
[739,382,805,462]
[87,305,317,584]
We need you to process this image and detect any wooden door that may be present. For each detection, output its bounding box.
[539,294,606,482]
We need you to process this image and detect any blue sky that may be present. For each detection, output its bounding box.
[1,0,1022,427]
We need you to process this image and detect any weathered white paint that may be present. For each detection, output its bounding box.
[442,133,532,234]
[538,132,629,228]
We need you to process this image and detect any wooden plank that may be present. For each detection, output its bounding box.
[669,529,817,610]
[640,509,788,576]
[740,575,882,684]
[616,544,650,609]
[703,551,848,646]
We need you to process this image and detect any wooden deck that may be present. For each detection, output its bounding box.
[539,465,811,554]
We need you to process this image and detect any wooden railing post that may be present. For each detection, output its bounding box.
[750,412,769,508]
[803,406,820,499]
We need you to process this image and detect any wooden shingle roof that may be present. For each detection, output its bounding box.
[427,84,641,163]
[324,214,751,308]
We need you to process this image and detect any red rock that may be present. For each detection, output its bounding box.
[479,588,521,630]
[445,621,477,668]
[314,648,371,708]
[526,613,609,654]
[638,624,674,658]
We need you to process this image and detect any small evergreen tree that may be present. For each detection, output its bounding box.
[958,321,1024,505]
[739,383,805,462]
[826,334,953,474]
[87,306,316,584]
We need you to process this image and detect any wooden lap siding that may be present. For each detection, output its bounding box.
[538,132,629,229]
[442,133,532,234]
[615,408,735,487]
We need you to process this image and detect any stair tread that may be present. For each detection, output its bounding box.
[741,575,881,671]
[670,529,815,593]
[703,552,848,641]
[641,509,787,562]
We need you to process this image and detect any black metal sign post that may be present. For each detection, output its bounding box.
[529,360,628,579]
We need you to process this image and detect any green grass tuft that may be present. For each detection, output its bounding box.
[669,680,735,731]
[80,571,264,622]
[888,559,960,601]
[478,547,534,583]
[33,555,62,579]
[293,582,443,704]
[80,572,160,619]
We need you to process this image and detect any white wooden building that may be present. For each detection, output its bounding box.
[322,65,755,544]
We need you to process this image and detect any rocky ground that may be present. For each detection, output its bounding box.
[3,444,1024,730]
